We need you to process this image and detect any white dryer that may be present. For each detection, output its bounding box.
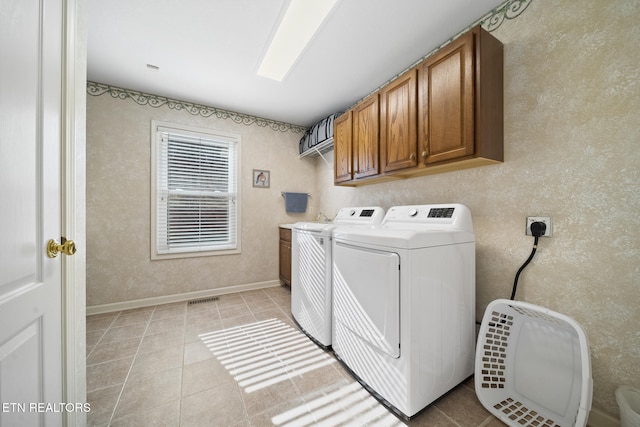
[291,207,384,348]
[331,204,476,419]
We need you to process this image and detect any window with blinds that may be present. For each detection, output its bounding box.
[151,121,241,259]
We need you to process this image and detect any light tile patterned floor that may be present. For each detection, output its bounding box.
[86,286,505,426]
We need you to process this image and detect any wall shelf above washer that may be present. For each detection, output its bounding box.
[299,137,333,167]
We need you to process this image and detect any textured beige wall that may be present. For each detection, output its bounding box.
[87,0,638,418]
[86,95,319,307]
[315,0,639,417]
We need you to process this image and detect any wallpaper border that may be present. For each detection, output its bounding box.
[416,0,532,62]
[480,0,532,32]
[361,0,532,102]
[86,0,530,135]
[86,81,307,134]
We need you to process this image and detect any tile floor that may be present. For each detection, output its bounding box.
[86,286,506,427]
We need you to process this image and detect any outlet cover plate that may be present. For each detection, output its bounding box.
[526,216,552,237]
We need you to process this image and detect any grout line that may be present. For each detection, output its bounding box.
[177,301,187,427]
[106,306,156,426]
[478,414,499,427]
[85,313,120,361]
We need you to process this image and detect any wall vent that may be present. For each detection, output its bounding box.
[188,296,219,305]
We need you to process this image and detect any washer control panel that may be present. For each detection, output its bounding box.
[334,206,385,224]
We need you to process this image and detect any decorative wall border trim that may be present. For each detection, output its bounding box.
[356,0,532,105]
[480,0,532,32]
[88,0,530,134]
[86,81,307,134]
[416,0,532,62]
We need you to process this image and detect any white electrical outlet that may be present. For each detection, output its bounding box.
[526,216,552,237]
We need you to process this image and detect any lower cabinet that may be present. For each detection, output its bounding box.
[279,227,292,287]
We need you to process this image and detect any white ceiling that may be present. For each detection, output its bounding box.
[87,0,505,128]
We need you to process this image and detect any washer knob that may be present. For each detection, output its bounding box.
[409,208,418,217]
[349,209,356,216]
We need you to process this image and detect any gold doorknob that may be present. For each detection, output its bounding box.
[47,238,77,258]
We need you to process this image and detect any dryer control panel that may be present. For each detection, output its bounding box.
[383,204,473,232]
[427,207,455,218]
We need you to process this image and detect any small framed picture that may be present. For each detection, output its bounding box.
[253,169,270,188]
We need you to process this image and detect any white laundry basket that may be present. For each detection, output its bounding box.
[617,386,640,427]
[475,299,593,427]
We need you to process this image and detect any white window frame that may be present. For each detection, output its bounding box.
[151,120,241,259]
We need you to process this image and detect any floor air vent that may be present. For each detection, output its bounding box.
[188,296,219,305]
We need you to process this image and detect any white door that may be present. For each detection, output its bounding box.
[0,0,66,426]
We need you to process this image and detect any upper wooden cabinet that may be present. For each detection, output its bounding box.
[417,27,503,169]
[352,94,380,180]
[333,111,353,184]
[334,25,503,186]
[380,69,418,173]
[418,31,474,165]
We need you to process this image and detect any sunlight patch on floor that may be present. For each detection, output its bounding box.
[271,382,406,427]
[199,318,336,393]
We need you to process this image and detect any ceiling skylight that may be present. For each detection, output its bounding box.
[257,0,339,82]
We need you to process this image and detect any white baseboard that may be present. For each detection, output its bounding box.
[86,280,282,315]
[588,407,620,427]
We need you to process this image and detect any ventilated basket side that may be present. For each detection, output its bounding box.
[475,299,592,427]
[616,386,640,427]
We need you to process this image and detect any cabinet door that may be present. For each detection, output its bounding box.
[279,231,291,286]
[333,111,353,184]
[380,69,417,173]
[353,94,380,179]
[279,239,291,285]
[418,31,474,165]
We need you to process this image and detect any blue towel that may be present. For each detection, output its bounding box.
[284,192,308,213]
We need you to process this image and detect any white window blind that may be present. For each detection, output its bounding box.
[152,122,240,258]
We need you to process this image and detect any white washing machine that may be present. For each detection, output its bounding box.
[331,204,476,419]
[291,207,384,348]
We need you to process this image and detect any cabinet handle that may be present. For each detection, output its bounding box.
[421,143,428,158]
[409,153,416,160]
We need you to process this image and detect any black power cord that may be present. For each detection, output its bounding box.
[510,221,546,300]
